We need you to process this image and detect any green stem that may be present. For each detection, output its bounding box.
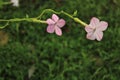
[37,9,88,26]
[0,9,87,28]
[61,11,74,19]
[0,18,46,24]
[74,18,88,26]
[61,11,87,26]
[37,9,61,19]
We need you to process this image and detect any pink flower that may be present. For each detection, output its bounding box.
[46,14,66,36]
[85,17,108,41]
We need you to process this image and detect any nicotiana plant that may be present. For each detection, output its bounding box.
[0,8,108,41]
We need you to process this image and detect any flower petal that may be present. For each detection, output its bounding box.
[97,21,108,31]
[55,27,62,36]
[90,17,99,28]
[85,25,94,33]
[95,31,103,41]
[47,25,55,33]
[56,19,66,28]
[52,14,59,22]
[46,19,55,25]
[86,32,95,40]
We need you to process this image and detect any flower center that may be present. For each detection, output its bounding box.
[91,26,96,33]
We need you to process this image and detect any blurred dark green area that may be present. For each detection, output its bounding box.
[0,0,120,80]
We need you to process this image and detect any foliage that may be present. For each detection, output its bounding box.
[0,0,120,80]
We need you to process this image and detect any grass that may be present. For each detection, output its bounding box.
[0,0,120,80]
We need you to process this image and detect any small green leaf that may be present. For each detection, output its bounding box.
[26,14,29,18]
[28,65,36,79]
[73,10,77,16]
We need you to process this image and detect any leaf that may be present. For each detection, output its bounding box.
[28,65,36,79]
[113,0,120,5]
[0,1,11,9]
[73,10,77,16]
[26,14,29,18]
[0,0,3,9]
[0,31,9,46]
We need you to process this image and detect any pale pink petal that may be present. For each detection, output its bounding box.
[85,25,94,33]
[47,25,55,33]
[97,21,108,31]
[46,19,55,25]
[55,27,62,36]
[56,19,66,28]
[95,31,103,41]
[86,32,95,40]
[90,17,99,28]
[52,14,59,22]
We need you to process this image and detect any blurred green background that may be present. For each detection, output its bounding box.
[0,0,120,80]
